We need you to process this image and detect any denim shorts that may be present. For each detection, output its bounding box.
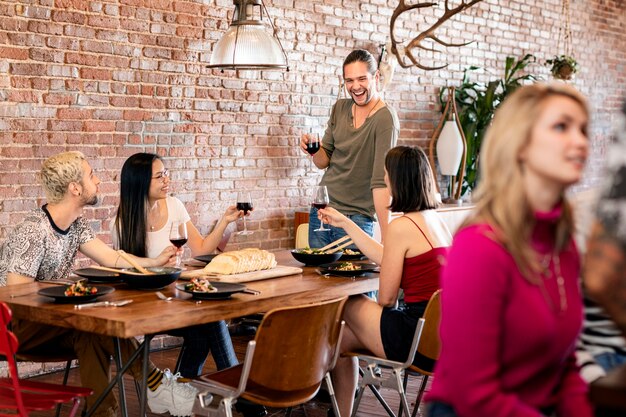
[308,207,374,248]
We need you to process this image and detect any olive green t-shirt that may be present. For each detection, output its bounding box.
[320,99,399,219]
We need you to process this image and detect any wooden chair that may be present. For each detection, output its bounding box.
[295,223,309,249]
[191,297,348,417]
[401,289,442,417]
[0,302,92,417]
[347,289,441,417]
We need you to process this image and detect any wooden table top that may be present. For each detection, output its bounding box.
[0,250,378,339]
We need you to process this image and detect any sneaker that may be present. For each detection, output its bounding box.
[147,368,198,417]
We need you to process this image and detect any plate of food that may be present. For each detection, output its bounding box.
[73,267,123,283]
[318,261,379,277]
[193,254,218,264]
[38,281,115,304]
[176,279,247,300]
[339,248,367,261]
[290,248,343,266]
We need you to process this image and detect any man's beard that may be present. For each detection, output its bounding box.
[83,193,100,206]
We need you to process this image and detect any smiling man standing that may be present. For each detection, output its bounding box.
[300,49,399,247]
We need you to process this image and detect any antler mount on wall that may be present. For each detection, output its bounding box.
[390,0,484,71]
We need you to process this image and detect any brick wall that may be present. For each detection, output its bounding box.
[0,0,624,249]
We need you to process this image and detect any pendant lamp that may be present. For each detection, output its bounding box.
[428,87,467,204]
[208,0,289,71]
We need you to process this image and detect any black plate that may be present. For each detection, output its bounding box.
[122,267,181,290]
[318,262,379,277]
[176,282,246,300]
[37,285,115,304]
[193,254,218,264]
[339,251,367,261]
[74,267,123,283]
[290,249,343,266]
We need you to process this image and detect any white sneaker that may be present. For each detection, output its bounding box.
[147,369,198,416]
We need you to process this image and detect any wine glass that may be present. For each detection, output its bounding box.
[169,221,188,267]
[312,185,330,232]
[236,191,254,236]
[304,131,320,173]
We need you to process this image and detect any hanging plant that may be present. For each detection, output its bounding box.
[548,0,579,80]
[546,55,578,80]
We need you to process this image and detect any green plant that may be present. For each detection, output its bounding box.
[545,55,578,80]
[440,54,537,197]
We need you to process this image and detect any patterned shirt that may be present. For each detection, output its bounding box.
[596,105,626,250]
[0,205,95,286]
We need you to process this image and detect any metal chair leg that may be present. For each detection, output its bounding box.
[394,369,411,417]
[54,359,73,417]
[398,371,409,417]
[411,375,429,417]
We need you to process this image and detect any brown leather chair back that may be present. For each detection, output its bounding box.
[247,297,347,395]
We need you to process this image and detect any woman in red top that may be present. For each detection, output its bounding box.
[318,145,452,417]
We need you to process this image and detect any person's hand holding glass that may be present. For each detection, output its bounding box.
[300,129,321,172]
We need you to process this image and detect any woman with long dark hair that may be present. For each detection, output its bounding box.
[113,153,239,375]
[318,145,452,417]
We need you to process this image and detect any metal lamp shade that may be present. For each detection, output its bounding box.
[208,0,288,70]
[209,23,287,69]
[436,120,464,176]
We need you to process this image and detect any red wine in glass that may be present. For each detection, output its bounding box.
[169,238,188,248]
[169,221,188,267]
[313,186,330,232]
[306,141,320,155]
[236,192,253,235]
[236,202,253,215]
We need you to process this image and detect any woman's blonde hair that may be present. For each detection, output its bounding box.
[468,83,588,280]
[39,151,86,204]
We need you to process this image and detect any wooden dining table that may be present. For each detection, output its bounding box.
[0,250,379,416]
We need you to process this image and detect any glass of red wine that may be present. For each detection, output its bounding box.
[169,221,188,267]
[312,185,330,232]
[304,132,320,173]
[306,133,320,156]
[236,191,253,236]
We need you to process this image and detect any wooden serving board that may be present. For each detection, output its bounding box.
[179,265,303,283]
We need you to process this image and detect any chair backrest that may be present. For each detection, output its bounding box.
[415,289,442,367]
[247,297,347,395]
[0,302,28,415]
[295,223,309,249]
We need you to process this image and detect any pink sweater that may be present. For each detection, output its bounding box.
[426,209,592,417]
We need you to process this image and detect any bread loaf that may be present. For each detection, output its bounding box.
[203,248,277,275]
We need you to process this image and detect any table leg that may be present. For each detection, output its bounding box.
[139,334,154,417]
[114,338,128,417]
[84,338,147,417]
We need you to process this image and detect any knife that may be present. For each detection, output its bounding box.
[74,300,133,309]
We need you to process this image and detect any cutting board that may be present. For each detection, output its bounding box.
[179,265,303,283]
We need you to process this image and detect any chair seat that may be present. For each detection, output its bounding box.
[196,365,322,408]
[0,386,74,411]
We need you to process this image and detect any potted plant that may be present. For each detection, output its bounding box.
[546,55,578,80]
[440,54,537,198]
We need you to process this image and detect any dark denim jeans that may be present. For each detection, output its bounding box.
[425,402,458,417]
[308,207,374,248]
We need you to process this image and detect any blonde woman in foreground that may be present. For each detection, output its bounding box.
[426,83,593,417]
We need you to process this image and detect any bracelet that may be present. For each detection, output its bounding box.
[114,253,121,268]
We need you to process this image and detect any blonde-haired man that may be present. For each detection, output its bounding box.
[0,151,197,417]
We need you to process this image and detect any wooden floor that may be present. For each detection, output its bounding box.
[26,334,430,417]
